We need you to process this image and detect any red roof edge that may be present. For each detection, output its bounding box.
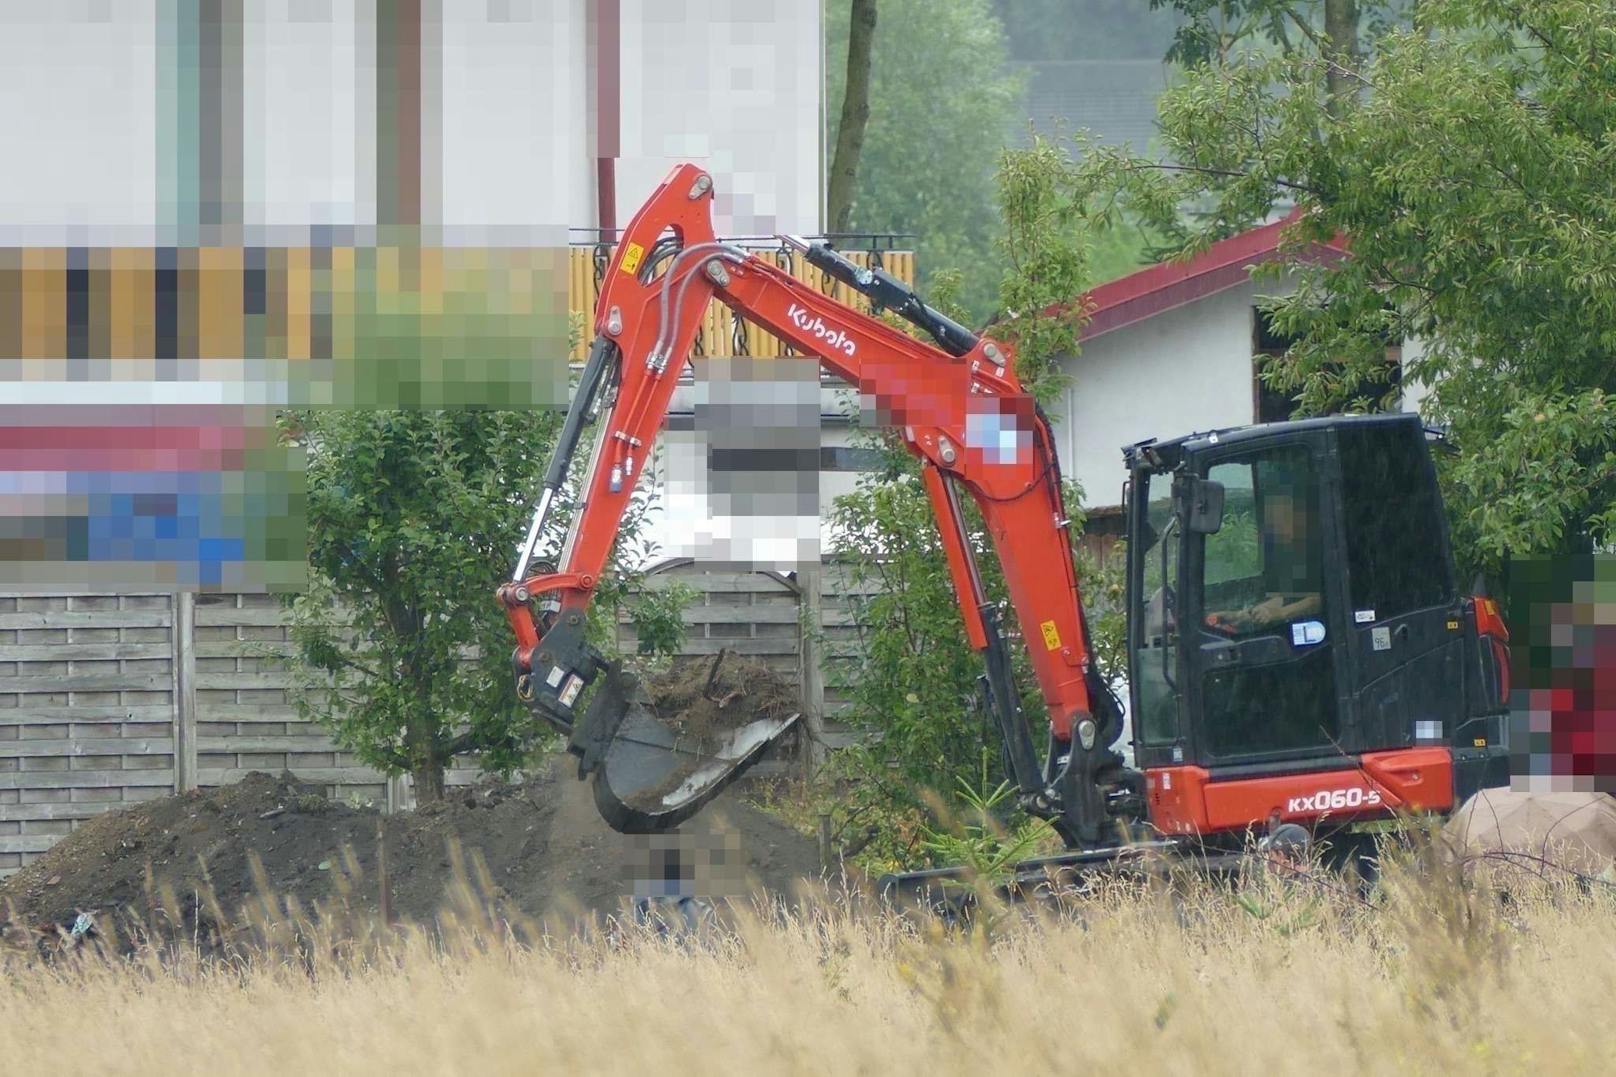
[1054,212,1347,344]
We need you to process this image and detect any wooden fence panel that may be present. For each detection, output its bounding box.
[190,593,390,811]
[0,563,881,875]
[0,594,177,877]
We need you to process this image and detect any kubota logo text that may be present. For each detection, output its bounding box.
[1286,786,1383,814]
[788,303,856,357]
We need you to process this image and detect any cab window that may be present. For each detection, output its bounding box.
[1130,472,1180,745]
[1198,445,1338,758]
[1337,422,1453,621]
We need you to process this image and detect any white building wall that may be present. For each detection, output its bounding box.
[1399,334,1434,417]
[1056,276,1441,513]
[436,0,591,244]
[1,3,597,246]
[617,0,822,236]
[0,2,159,246]
[1057,281,1264,511]
[243,1,372,244]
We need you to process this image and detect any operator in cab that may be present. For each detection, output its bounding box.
[1205,483,1322,635]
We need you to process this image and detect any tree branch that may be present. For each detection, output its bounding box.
[311,644,383,682]
[442,729,482,758]
[1282,6,1322,51]
[1519,20,1575,68]
[1133,162,1322,196]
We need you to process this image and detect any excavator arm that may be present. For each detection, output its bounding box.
[499,163,1125,841]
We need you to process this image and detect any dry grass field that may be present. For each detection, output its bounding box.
[3,848,1615,1076]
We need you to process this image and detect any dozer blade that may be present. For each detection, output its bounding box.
[878,841,1248,919]
[575,662,799,834]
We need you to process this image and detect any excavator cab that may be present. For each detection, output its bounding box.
[1124,413,1511,837]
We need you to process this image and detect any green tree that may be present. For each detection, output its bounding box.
[1148,0,1413,72]
[278,405,683,803]
[1079,0,1616,581]
[277,409,559,803]
[824,0,1023,320]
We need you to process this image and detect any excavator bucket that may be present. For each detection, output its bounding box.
[576,659,799,833]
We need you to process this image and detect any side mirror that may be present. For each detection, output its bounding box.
[1185,477,1226,534]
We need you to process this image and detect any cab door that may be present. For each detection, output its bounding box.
[1127,466,1186,769]
[1183,434,1350,767]
[1333,418,1466,752]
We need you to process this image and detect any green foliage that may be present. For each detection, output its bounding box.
[279,394,673,799]
[625,582,698,659]
[1233,882,1325,937]
[1203,509,1262,586]
[1084,214,1165,285]
[1078,0,1616,581]
[991,138,1092,402]
[277,409,561,798]
[1451,391,1616,568]
[577,459,669,658]
[828,456,1005,803]
[1148,1,1414,67]
[825,0,1023,320]
[1074,534,1129,693]
[918,753,1060,882]
[1150,0,1307,65]
[823,1,1162,308]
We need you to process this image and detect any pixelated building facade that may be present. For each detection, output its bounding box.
[0,1,910,589]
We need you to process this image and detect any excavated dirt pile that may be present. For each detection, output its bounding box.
[640,652,800,743]
[0,755,820,943]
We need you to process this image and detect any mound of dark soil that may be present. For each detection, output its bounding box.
[0,756,821,940]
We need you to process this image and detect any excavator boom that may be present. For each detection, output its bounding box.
[499,163,1116,838]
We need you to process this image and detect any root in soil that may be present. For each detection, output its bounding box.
[640,651,800,746]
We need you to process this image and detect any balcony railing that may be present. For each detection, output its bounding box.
[566,235,917,362]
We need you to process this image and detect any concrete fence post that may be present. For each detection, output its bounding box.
[172,591,198,792]
[386,773,412,814]
[796,561,827,772]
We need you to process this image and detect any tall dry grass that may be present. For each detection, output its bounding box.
[3,845,1615,1075]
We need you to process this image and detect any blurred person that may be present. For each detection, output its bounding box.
[1207,487,1322,634]
[1510,555,1616,794]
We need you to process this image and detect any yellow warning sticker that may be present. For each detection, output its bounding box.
[1446,619,1460,630]
[620,242,645,275]
[1040,620,1062,651]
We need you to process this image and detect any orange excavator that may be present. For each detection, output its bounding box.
[498,163,1511,869]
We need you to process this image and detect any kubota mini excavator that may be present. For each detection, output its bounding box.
[498,163,1511,865]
